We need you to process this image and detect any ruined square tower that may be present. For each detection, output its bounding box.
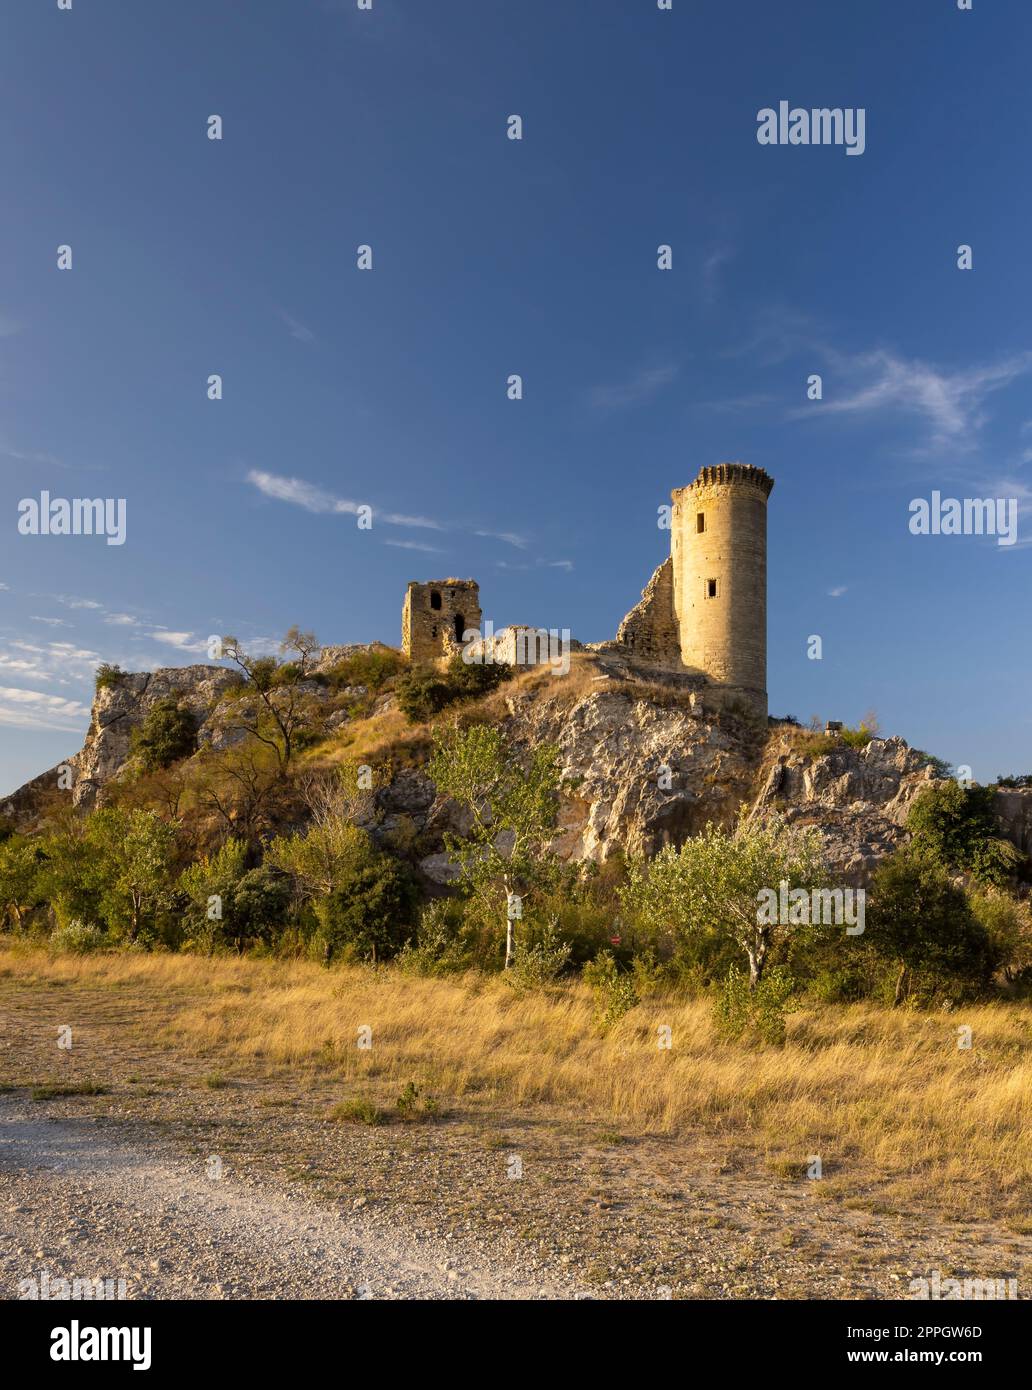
[401,579,482,664]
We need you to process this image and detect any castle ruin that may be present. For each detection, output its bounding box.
[401,462,774,715]
[401,579,481,664]
[618,463,774,716]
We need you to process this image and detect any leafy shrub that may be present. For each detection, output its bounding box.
[131,698,197,772]
[867,848,1001,1003]
[714,965,798,1045]
[907,782,1024,886]
[94,663,126,692]
[326,647,405,692]
[395,666,455,723]
[504,917,572,993]
[443,654,512,702]
[330,1098,385,1126]
[583,950,638,1032]
[49,920,105,955]
[969,889,1032,988]
[629,947,665,998]
[273,823,421,963]
[396,656,512,724]
[395,1081,440,1122]
[396,898,475,976]
[233,864,293,945]
[840,723,875,749]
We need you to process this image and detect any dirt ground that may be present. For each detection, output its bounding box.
[0,966,1028,1301]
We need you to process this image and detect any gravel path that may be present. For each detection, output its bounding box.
[0,1097,572,1301]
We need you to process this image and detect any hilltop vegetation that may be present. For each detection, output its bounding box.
[0,630,1030,1035]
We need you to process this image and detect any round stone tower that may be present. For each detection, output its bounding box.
[670,462,774,716]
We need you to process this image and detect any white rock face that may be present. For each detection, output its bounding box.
[73,666,241,806]
[6,649,1024,892]
[754,735,945,884]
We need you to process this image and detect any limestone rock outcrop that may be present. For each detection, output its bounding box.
[73,666,241,808]
[4,648,1026,895]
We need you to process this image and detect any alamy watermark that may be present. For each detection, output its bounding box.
[756,880,866,936]
[909,492,1017,547]
[18,1267,128,1300]
[756,102,866,156]
[910,1269,1018,1301]
[17,492,126,546]
[461,620,572,677]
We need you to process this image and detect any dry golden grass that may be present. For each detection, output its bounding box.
[2,943,1030,1217]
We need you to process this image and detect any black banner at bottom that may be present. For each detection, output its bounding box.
[2,1296,1021,1375]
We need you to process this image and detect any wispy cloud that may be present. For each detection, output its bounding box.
[807,349,1032,451]
[828,586,848,598]
[279,310,316,344]
[246,469,443,530]
[383,539,445,553]
[245,468,572,570]
[702,246,734,304]
[247,470,347,514]
[29,615,68,627]
[586,364,679,413]
[104,613,142,627]
[496,557,575,573]
[725,305,816,365]
[380,510,443,530]
[0,651,50,680]
[0,686,90,731]
[475,529,528,549]
[985,476,1032,550]
[0,444,64,467]
[149,630,208,654]
[53,595,103,611]
[2,640,101,686]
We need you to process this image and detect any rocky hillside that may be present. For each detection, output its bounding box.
[3,645,1029,887]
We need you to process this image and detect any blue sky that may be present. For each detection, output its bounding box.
[2,0,1031,793]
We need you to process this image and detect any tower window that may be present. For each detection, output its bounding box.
[454,613,465,642]
[706,579,718,598]
[429,590,442,610]
[430,625,438,638]
[696,512,705,533]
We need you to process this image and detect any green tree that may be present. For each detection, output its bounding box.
[221,627,320,769]
[427,724,561,968]
[0,835,45,930]
[179,837,248,952]
[36,813,105,930]
[867,848,1000,1003]
[314,850,418,961]
[94,663,126,692]
[267,819,415,961]
[907,781,1023,886]
[622,813,826,989]
[233,864,293,946]
[86,808,179,942]
[131,698,197,772]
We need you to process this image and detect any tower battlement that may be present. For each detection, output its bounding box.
[675,462,774,497]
